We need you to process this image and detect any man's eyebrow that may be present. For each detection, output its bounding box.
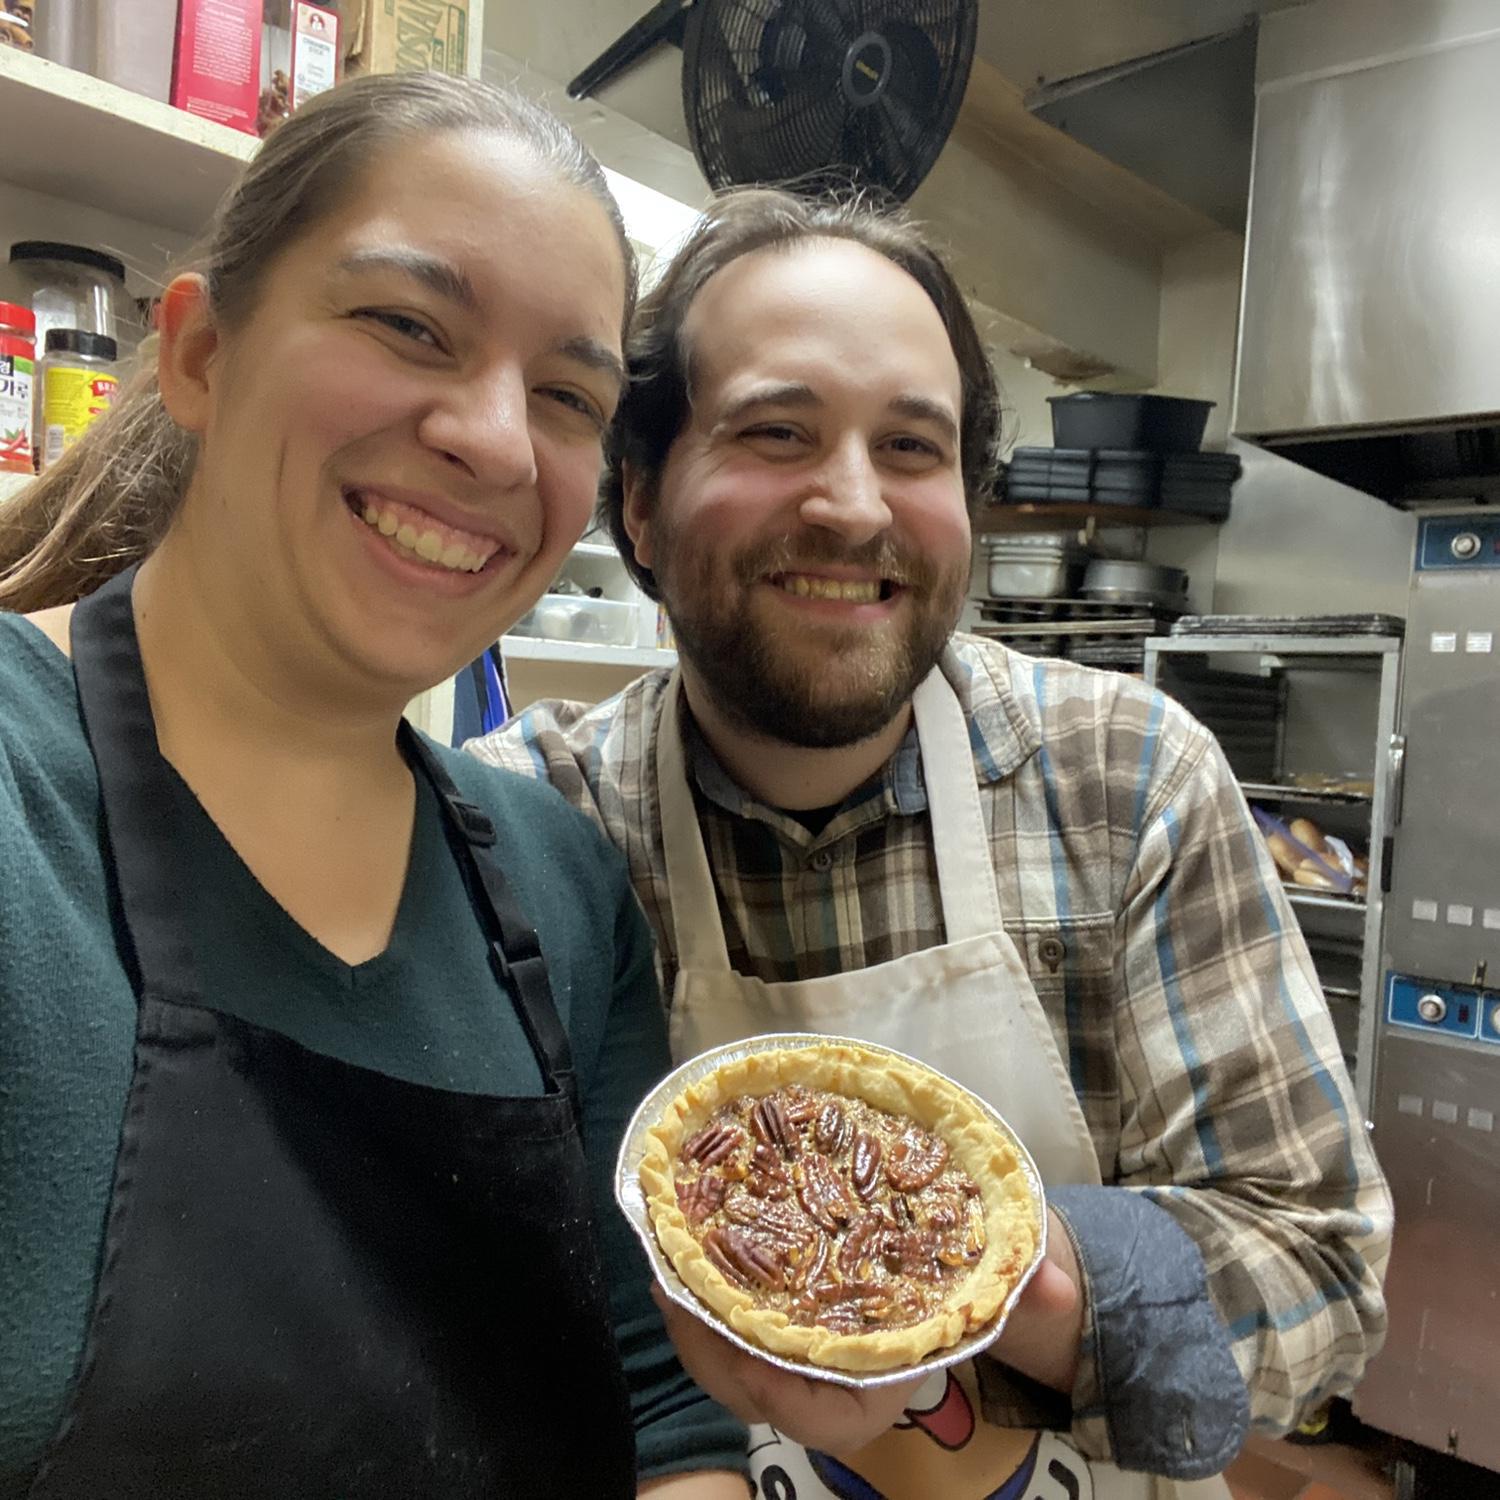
[336,249,479,313]
[556,335,627,393]
[888,393,959,445]
[715,382,821,426]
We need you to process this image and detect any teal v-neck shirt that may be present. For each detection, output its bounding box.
[0,613,745,1493]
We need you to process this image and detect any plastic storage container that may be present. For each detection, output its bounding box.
[1048,393,1214,453]
[7,242,125,356]
[509,595,640,648]
[35,329,118,471]
[0,301,37,474]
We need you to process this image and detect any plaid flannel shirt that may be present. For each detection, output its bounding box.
[468,634,1392,1476]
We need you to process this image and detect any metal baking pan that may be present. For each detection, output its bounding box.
[615,1033,1048,1391]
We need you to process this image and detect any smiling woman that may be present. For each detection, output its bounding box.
[0,72,746,1500]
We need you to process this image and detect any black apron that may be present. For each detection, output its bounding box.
[28,567,636,1499]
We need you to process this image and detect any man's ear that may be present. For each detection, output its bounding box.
[621,461,655,571]
[156,274,220,436]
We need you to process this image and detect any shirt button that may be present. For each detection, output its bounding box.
[1038,935,1068,970]
[810,849,835,872]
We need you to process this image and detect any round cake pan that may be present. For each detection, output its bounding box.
[615,1032,1048,1391]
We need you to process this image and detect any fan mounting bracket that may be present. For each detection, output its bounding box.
[567,0,694,100]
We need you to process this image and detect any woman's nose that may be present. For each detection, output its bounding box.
[798,442,892,544]
[419,367,539,491]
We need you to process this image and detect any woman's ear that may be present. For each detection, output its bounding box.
[621,462,655,571]
[156,274,219,435]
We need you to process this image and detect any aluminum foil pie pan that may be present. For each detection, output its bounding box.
[615,1032,1048,1391]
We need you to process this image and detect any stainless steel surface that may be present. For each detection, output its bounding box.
[1357,509,1500,1473]
[614,1032,1048,1391]
[1235,16,1500,440]
[1383,548,1500,984]
[1081,558,1189,609]
[1353,1032,1500,1470]
[984,534,1090,600]
[1145,633,1402,1116]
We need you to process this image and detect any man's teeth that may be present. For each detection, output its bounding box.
[777,574,881,603]
[359,500,493,574]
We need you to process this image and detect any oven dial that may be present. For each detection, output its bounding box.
[1450,532,1482,560]
[1490,1002,1500,1037]
[1416,993,1448,1024]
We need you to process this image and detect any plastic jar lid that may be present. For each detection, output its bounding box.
[0,301,36,336]
[44,329,118,361]
[9,241,128,284]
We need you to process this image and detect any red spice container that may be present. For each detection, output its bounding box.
[0,300,36,475]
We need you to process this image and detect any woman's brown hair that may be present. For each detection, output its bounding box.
[0,71,636,614]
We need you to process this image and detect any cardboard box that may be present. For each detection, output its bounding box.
[172,0,264,137]
[345,0,472,78]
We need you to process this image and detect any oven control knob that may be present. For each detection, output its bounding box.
[1450,531,1482,560]
[1490,1002,1500,1036]
[1416,993,1448,1024]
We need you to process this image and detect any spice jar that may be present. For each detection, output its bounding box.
[36,329,118,471]
[7,241,126,357]
[0,301,36,474]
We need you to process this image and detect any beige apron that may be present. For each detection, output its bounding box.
[657,668,1232,1500]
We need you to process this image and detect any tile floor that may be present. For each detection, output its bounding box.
[1226,1434,1395,1500]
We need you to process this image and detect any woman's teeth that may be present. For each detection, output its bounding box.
[777,574,881,603]
[357,498,495,574]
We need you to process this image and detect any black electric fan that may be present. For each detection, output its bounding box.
[568,0,978,203]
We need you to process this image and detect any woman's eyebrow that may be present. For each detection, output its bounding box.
[336,249,479,312]
[556,336,626,394]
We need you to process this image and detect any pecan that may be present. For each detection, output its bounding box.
[683,1122,745,1167]
[923,1192,963,1231]
[838,1212,885,1278]
[724,1191,813,1247]
[781,1086,819,1126]
[937,1202,987,1267]
[887,1126,949,1191]
[675,1173,727,1226]
[887,1228,943,1280]
[750,1096,797,1156]
[703,1225,785,1292]
[789,1232,830,1291]
[813,1101,852,1157]
[794,1152,855,1232]
[851,1130,883,1200]
[747,1143,791,1198]
[890,1194,914,1228]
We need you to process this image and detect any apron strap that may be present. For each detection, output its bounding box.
[403,728,580,1118]
[654,674,736,973]
[71,565,202,1007]
[911,667,1005,944]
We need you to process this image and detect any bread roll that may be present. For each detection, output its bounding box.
[1293,860,1339,890]
[1265,832,1304,877]
[1289,818,1329,855]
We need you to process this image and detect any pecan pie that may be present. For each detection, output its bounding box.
[639,1042,1041,1373]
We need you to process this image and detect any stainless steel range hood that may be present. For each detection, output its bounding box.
[1233,0,1500,503]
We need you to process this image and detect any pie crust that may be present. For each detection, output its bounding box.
[639,1041,1041,1373]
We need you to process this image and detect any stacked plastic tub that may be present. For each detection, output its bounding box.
[1004,394,1240,521]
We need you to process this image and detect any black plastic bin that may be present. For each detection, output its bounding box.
[1048,393,1214,453]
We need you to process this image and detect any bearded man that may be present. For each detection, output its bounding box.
[467,189,1391,1500]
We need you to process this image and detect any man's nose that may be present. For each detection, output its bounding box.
[798,440,892,544]
[418,366,539,491]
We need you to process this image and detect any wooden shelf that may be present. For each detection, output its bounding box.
[501,637,674,670]
[0,48,254,234]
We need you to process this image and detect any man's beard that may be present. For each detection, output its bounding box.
[654,524,969,750]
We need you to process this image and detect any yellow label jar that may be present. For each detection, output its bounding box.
[37,329,119,471]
